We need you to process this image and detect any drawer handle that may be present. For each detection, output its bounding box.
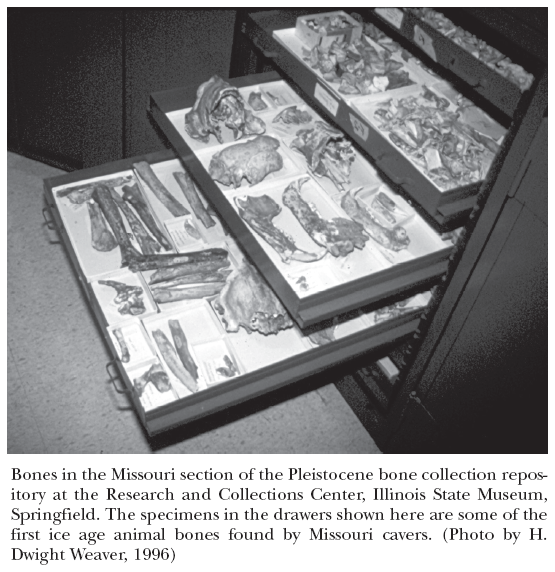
[42,207,56,231]
[251,37,278,59]
[375,155,414,187]
[106,360,130,394]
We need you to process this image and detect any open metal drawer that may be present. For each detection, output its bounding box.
[149,71,451,329]
[238,11,500,229]
[369,8,539,119]
[43,148,429,436]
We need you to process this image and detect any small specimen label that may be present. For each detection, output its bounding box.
[414,25,437,61]
[375,8,404,29]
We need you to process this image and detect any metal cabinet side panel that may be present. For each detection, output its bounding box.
[389,202,547,452]
[513,119,547,224]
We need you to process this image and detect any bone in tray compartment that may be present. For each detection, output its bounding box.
[240,81,305,112]
[141,300,287,397]
[107,321,156,367]
[194,135,305,191]
[340,185,448,266]
[142,307,216,396]
[367,291,432,325]
[135,279,431,410]
[126,358,180,412]
[139,246,234,307]
[131,159,229,246]
[288,122,358,193]
[164,79,305,152]
[272,28,422,101]
[262,103,327,141]
[90,268,157,325]
[226,175,445,298]
[352,83,505,192]
[53,172,173,278]
[283,122,389,201]
[184,75,266,146]
[163,215,205,253]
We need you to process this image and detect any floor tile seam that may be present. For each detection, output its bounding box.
[7,342,50,454]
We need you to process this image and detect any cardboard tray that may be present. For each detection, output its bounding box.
[149,72,452,329]
[370,8,533,118]
[43,146,432,436]
[295,11,362,49]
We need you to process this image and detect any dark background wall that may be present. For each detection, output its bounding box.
[8,8,238,170]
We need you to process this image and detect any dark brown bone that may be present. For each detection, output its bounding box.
[129,247,228,273]
[208,135,283,188]
[283,178,368,257]
[113,328,130,363]
[122,183,172,250]
[133,363,172,396]
[168,319,198,381]
[56,176,133,199]
[151,283,226,304]
[173,171,216,228]
[185,75,266,143]
[87,200,118,252]
[92,183,143,267]
[109,189,161,255]
[152,269,231,289]
[148,259,230,285]
[235,194,325,263]
[152,329,198,393]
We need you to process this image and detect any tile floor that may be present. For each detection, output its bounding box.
[7,152,380,454]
